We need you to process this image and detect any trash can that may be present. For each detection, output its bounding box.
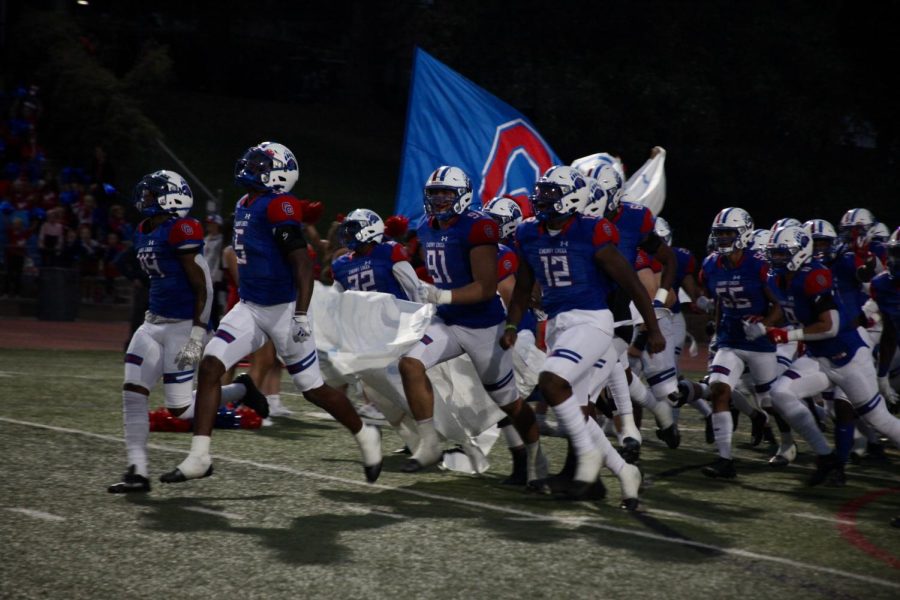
[38,267,79,321]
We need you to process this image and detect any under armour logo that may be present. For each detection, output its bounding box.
[440,236,449,242]
[560,241,568,247]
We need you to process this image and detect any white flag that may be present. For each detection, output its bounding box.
[622,146,666,216]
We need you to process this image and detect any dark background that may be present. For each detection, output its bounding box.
[2,0,898,258]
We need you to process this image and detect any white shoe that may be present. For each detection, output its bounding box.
[618,463,642,510]
[268,396,293,417]
[409,439,443,469]
[460,439,490,474]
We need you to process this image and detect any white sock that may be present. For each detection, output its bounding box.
[618,412,641,443]
[772,391,831,455]
[731,387,758,416]
[123,390,149,477]
[585,418,625,475]
[552,395,594,457]
[415,418,439,450]
[189,435,211,458]
[220,382,246,404]
[608,364,631,411]
[266,394,281,404]
[712,411,733,459]
[689,398,712,418]
[501,423,525,449]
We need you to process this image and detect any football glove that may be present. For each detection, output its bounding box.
[421,282,452,305]
[175,326,206,370]
[291,314,312,343]
[742,316,766,341]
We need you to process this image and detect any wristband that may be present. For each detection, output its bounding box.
[654,289,669,305]
[504,323,518,332]
[189,326,206,341]
[294,310,307,316]
[787,328,804,342]
[436,289,453,305]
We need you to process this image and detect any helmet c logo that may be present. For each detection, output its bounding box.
[282,202,294,216]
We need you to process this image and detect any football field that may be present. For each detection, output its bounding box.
[1,348,899,599]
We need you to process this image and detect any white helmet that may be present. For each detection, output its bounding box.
[711,207,754,254]
[654,216,672,246]
[339,208,384,250]
[133,170,193,218]
[803,218,840,260]
[571,152,626,180]
[423,166,472,221]
[747,228,771,252]
[234,141,299,194]
[483,197,524,239]
[867,221,890,244]
[838,207,876,249]
[770,217,802,235]
[580,176,605,218]
[530,165,589,222]
[767,225,813,273]
[586,163,624,218]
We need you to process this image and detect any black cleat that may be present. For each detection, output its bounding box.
[621,437,641,464]
[159,464,213,484]
[808,452,838,487]
[704,415,715,444]
[750,411,768,447]
[400,458,427,473]
[501,448,528,485]
[364,462,383,483]
[701,457,737,479]
[656,423,681,449]
[392,445,412,455]
[564,477,607,501]
[620,497,640,511]
[233,373,269,418]
[108,465,150,494]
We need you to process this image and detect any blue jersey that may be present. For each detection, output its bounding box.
[871,272,900,335]
[134,216,204,320]
[233,193,304,306]
[417,210,506,328]
[609,201,655,266]
[700,251,775,351]
[829,251,866,322]
[769,261,866,366]
[516,214,619,319]
[331,241,410,300]
[496,242,537,333]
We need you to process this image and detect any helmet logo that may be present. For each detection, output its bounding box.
[282,202,294,215]
[181,223,193,235]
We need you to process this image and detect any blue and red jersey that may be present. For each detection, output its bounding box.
[608,201,655,266]
[769,261,866,366]
[515,214,619,319]
[871,271,900,335]
[331,241,411,300]
[134,216,204,320]
[828,251,867,322]
[232,192,304,306]
[700,251,774,351]
[417,210,506,328]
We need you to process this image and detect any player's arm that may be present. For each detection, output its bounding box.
[448,244,499,303]
[597,244,664,353]
[500,252,535,350]
[637,266,657,300]
[760,286,784,328]
[222,245,239,286]
[639,215,676,305]
[176,249,212,328]
[278,228,313,312]
[392,260,425,303]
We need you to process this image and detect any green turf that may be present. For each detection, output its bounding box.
[1,348,899,599]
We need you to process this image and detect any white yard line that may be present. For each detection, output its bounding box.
[2,416,898,591]
[182,506,245,520]
[790,512,856,527]
[4,507,66,522]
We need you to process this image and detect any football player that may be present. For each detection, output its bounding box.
[398,166,545,484]
[108,170,212,493]
[699,207,782,478]
[502,165,652,510]
[160,141,382,484]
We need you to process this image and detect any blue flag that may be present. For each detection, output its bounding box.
[394,48,561,221]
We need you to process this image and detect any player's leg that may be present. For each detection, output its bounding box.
[397,319,464,470]
[109,322,163,493]
[702,348,745,478]
[828,349,900,448]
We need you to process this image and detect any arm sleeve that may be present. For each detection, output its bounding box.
[169,218,204,252]
[592,218,619,250]
[393,260,426,303]
[194,253,213,325]
[468,217,500,246]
